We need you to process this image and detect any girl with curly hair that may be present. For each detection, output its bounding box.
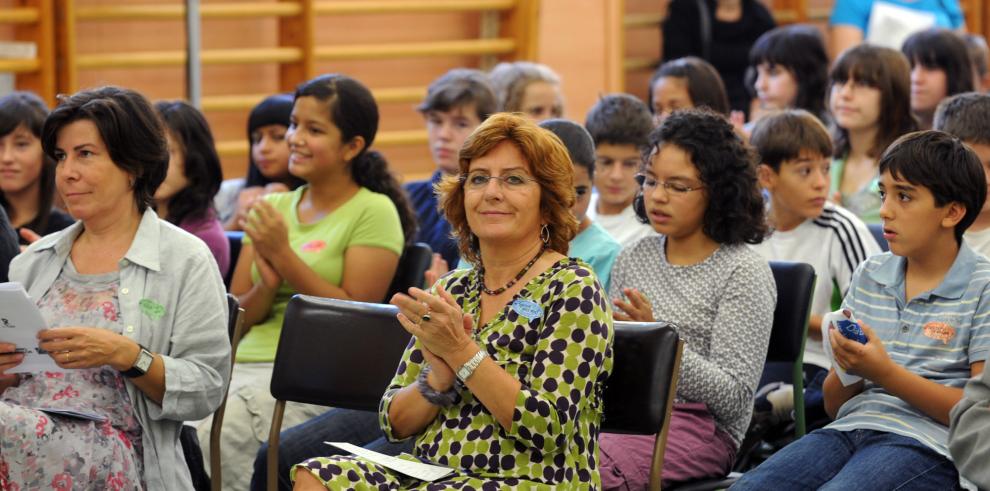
[599,108,776,489]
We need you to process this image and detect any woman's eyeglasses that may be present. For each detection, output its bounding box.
[635,174,704,195]
[461,171,537,190]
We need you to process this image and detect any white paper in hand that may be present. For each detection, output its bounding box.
[325,442,455,482]
[822,310,863,387]
[0,282,60,373]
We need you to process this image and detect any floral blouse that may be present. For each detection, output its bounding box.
[0,261,143,489]
[378,258,614,488]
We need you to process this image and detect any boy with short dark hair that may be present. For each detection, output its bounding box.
[406,68,496,268]
[584,94,655,247]
[934,92,990,257]
[540,119,621,291]
[733,131,990,490]
[752,111,879,368]
[749,110,881,425]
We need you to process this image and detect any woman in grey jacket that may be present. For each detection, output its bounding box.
[0,86,230,490]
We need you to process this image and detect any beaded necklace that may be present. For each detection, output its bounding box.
[478,244,546,296]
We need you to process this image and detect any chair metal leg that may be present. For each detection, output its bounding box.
[209,396,228,491]
[649,340,684,491]
[267,400,287,491]
[792,359,806,437]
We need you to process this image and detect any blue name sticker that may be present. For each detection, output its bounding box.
[511,299,543,320]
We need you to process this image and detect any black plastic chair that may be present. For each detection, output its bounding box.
[867,223,889,252]
[208,294,246,490]
[266,296,412,491]
[670,261,817,491]
[183,294,244,491]
[601,321,684,491]
[763,261,817,438]
[385,242,433,299]
[224,231,244,289]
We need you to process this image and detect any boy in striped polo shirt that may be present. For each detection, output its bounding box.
[734,131,989,490]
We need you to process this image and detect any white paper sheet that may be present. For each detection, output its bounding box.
[822,311,864,387]
[0,282,60,373]
[866,1,937,51]
[325,442,455,482]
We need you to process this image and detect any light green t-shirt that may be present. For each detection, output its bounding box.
[236,186,405,362]
[830,156,882,224]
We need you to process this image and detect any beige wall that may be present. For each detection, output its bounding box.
[536,0,621,124]
[59,0,622,183]
[62,0,492,182]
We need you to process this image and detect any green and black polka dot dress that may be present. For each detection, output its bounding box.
[293,258,614,489]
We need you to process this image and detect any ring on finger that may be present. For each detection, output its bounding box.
[64,351,71,363]
[421,303,432,323]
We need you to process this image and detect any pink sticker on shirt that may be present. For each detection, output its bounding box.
[300,240,326,253]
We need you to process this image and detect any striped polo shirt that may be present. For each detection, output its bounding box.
[829,243,990,464]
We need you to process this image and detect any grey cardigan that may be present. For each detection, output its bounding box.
[10,209,231,490]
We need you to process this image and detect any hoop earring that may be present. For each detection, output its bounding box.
[540,224,550,245]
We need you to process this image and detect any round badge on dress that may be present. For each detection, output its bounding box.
[511,299,543,320]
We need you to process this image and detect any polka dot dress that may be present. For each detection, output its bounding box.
[293,258,614,489]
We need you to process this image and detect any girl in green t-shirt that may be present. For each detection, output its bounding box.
[198,74,417,490]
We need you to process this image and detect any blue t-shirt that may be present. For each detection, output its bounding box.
[830,0,964,32]
[404,171,459,267]
[570,221,621,293]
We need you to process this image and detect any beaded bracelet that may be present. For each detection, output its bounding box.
[416,366,459,407]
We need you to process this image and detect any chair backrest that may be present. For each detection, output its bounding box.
[224,231,244,289]
[226,293,244,354]
[765,261,817,363]
[601,321,682,435]
[385,242,433,299]
[270,295,412,410]
[867,223,889,252]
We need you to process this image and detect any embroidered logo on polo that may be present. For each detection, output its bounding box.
[301,240,326,253]
[510,299,543,320]
[923,321,955,345]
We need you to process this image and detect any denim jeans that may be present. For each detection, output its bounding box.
[249,407,414,491]
[730,429,961,490]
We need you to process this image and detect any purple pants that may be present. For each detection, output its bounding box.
[599,402,736,490]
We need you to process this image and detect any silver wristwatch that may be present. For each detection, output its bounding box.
[455,349,488,383]
[121,345,154,378]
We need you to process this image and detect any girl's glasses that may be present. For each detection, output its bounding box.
[635,174,704,195]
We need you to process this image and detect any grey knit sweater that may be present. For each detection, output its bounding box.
[609,235,776,445]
